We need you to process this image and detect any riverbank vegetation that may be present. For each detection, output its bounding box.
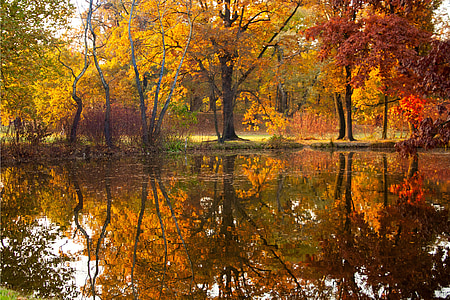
[1,0,449,162]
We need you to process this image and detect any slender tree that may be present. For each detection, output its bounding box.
[58,14,91,144]
[88,0,113,148]
[128,0,149,148]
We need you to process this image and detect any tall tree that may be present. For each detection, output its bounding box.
[88,0,113,148]
[188,0,303,141]
[306,0,437,141]
[1,0,73,124]
[58,18,91,144]
[127,0,195,148]
[306,0,366,141]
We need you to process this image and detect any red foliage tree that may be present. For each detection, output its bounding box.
[395,39,450,155]
[305,0,432,141]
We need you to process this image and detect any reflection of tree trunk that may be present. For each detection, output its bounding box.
[131,171,148,299]
[335,93,345,140]
[157,169,194,283]
[220,155,238,296]
[190,157,222,238]
[344,152,354,231]
[150,175,167,297]
[276,174,284,213]
[334,153,345,200]
[383,154,388,207]
[71,168,95,298]
[407,154,419,178]
[221,155,236,240]
[93,164,113,289]
[234,192,305,296]
[71,162,112,299]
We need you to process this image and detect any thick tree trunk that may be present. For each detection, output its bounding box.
[220,53,239,140]
[334,93,345,140]
[344,65,355,141]
[190,95,202,112]
[277,83,288,114]
[382,94,388,139]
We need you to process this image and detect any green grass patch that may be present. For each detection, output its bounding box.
[0,287,43,300]
[190,133,272,143]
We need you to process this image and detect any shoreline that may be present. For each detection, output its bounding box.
[2,138,446,166]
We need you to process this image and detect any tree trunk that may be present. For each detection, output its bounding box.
[190,95,202,112]
[334,93,345,140]
[104,88,113,148]
[344,65,355,141]
[128,1,149,148]
[277,83,288,114]
[210,86,222,143]
[382,94,388,139]
[69,95,83,144]
[220,53,239,140]
[89,0,113,148]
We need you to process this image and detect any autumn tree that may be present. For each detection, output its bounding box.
[187,0,303,141]
[305,0,367,141]
[127,0,195,148]
[352,1,436,139]
[0,0,73,133]
[306,0,439,141]
[58,15,91,144]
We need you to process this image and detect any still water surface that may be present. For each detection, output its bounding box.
[1,149,450,299]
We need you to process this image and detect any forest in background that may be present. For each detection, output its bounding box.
[1,0,449,155]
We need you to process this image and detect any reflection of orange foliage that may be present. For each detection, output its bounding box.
[389,173,424,204]
[237,156,285,198]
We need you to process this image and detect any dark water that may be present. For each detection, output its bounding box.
[1,149,450,299]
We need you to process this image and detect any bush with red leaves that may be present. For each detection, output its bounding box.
[395,104,450,156]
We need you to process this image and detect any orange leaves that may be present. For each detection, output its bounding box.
[393,94,427,127]
[243,98,288,135]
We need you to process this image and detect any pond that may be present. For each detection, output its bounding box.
[1,149,450,299]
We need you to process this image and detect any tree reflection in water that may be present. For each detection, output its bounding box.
[2,151,449,299]
[72,161,112,299]
[314,152,450,299]
[1,165,77,299]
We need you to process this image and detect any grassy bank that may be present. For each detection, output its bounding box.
[1,133,409,165]
[0,287,41,300]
